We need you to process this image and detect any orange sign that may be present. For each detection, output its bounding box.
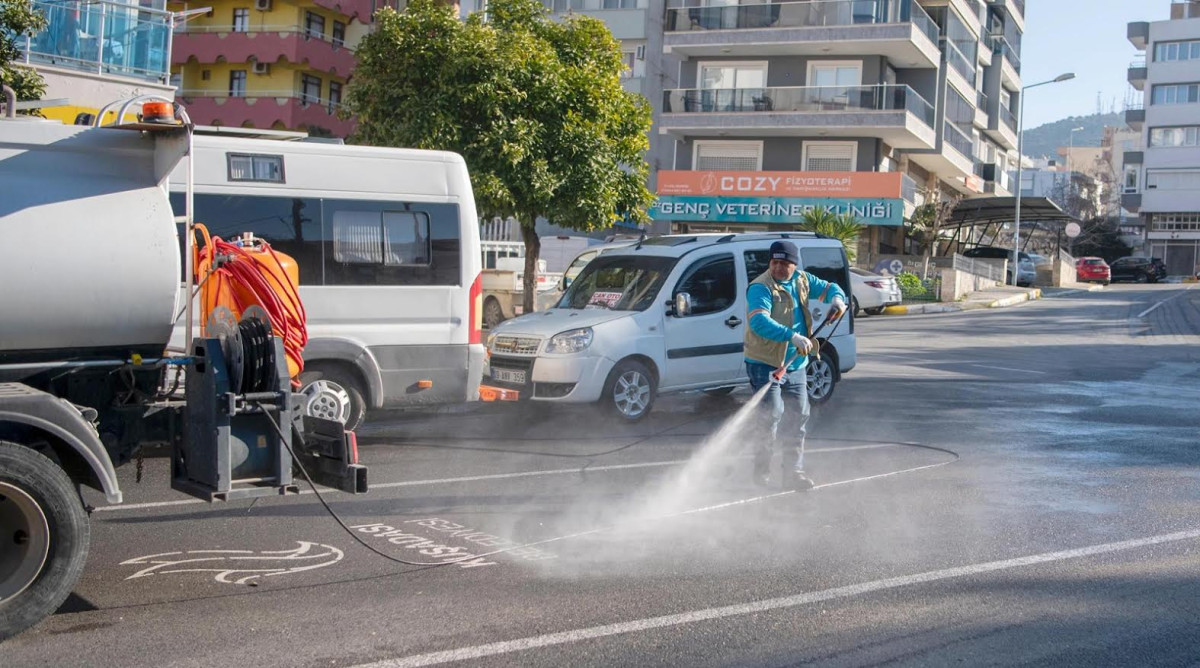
[657,170,903,199]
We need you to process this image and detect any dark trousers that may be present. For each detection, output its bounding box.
[746,362,811,475]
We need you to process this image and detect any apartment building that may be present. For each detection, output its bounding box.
[1126,0,1200,275]
[13,0,176,124]
[641,0,1025,259]
[167,0,388,137]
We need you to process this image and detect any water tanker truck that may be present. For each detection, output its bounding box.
[0,93,367,640]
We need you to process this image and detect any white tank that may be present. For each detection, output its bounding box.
[0,119,183,359]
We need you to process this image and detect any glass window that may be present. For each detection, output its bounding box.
[620,51,635,79]
[694,141,761,171]
[229,70,246,97]
[328,81,342,112]
[227,153,285,183]
[331,20,345,46]
[323,201,461,286]
[301,74,322,104]
[801,247,850,296]
[232,8,249,32]
[808,63,861,87]
[558,255,677,312]
[305,11,326,38]
[674,255,736,316]
[700,63,766,89]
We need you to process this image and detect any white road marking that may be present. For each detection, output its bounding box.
[1137,283,1197,319]
[93,444,903,513]
[354,528,1200,668]
[120,541,344,585]
[970,364,1047,374]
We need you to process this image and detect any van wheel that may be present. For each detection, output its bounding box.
[299,364,367,431]
[806,348,837,405]
[852,297,861,316]
[603,359,656,422]
[0,441,90,641]
[483,297,504,330]
[865,306,885,316]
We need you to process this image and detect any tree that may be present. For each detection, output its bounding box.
[905,191,961,280]
[1069,217,1131,263]
[0,0,47,108]
[345,0,654,312]
[797,208,864,262]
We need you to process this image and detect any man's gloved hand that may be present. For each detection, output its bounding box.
[826,296,848,323]
[790,332,814,355]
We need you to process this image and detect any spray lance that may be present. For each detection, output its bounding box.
[770,305,850,383]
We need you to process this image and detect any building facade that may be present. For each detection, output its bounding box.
[167,0,386,137]
[13,0,176,124]
[1126,0,1200,275]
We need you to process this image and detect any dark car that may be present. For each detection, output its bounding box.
[962,246,1036,286]
[1109,256,1168,283]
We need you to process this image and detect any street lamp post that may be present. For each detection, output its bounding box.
[1013,72,1076,284]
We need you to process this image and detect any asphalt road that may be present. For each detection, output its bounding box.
[6,283,1200,667]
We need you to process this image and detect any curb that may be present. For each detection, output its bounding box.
[882,288,1042,316]
[988,288,1041,308]
[882,303,964,315]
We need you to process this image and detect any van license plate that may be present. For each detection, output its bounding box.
[492,368,526,384]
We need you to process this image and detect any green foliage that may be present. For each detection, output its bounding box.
[0,0,47,106]
[797,208,864,261]
[1070,217,1132,263]
[896,271,926,299]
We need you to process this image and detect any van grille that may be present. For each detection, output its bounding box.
[491,336,541,356]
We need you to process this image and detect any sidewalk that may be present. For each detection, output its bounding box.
[881,282,1104,316]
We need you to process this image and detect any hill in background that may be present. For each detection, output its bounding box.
[1019,112,1124,161]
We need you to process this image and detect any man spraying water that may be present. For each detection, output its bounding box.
[744,240,847,491]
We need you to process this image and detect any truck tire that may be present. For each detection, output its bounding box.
[299,364,367,432]
[0,441,90,641]
[483,297,505,330]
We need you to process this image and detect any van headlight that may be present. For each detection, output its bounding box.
[486,331,498,349]
[546,328,593,354]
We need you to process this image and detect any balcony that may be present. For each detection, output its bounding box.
[1128,21,1149,50]
[989,0,1025,31]
[660,84,936,148]
[909,121,976,188]
[1128,58,1147,91]
[173,26,356,76]
[1122,192,1142,213]
[311,0,375,20]
[177,90,354,137]
[543,0,649,39]
[18,0,172,84]
[1126,105,1145,131]
[945,39,976,91]
[663,0,940,68]
[992,36,1022,88]
[979,162,1012,194]
[984,103,1018,149]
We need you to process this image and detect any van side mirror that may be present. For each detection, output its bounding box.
[674,292,692,317]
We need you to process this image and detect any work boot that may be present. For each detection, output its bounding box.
[783,471,815,492]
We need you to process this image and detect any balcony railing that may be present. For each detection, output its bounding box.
[999,104,1016,132]
[992,35,1021,73]
[976,89,988,109]
[901,173,924,206]
[176,25,346,46]
[179,89,344,113]
[663,84,935,127]
[542,0,648,11]
[665,0,938,45]
[944,39,976,87]
[18,0,173,83]
[943,121,973,159]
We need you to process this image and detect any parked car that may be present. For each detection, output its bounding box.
[481,233,857,419]
[1075,257,1110,284]
[1109,256,1167,283]
[850,267,901,316]
[962,246,1037,286]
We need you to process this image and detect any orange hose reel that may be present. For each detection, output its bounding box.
[193,224,307,379]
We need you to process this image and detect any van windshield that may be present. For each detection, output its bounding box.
[557,255,677,312]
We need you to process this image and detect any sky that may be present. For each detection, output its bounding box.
[1021,0,1163,130]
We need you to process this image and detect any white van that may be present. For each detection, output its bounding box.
[169,134,485,430]
[481,233,856,420]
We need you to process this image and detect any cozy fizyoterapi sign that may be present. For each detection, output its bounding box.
[650,196,905,226]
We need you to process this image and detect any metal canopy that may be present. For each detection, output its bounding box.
[945,197,1077,228]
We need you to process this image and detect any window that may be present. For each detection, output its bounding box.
[693,140,762,171]
[802,141,857,171]
[305,11,326,39]
[227,153,285,183]
[232,8,249,32]
[1146,169,1200,191]
[1151,83,1200,105]
[1151,212,1200,231]
[1149,126,1200,147]
[807,61,862,87]
[323,201,462,286]
[674,255,736,316]
[301,74,322,104]
[328,81,342,112]
[620,51,635,79]
[331,20,345,46]
[201,69,211,81]
[1124,166,1139,193]
[559,255,677,312]
[801,247,850,297]
[229,70,246,97]
[1155,40,1200,61]
[700,62,766,89]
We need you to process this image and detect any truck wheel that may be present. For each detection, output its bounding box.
[806,348,837,405]
[483,298,504,330]
[299,364,367,432]
[603,359,656,422]
[0,441,90,641]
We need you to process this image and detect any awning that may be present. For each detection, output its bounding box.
[945,196,1077,228]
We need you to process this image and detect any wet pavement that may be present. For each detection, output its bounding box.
[5,284,1200,667]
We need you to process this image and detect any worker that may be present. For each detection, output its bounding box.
[744,240,847,491]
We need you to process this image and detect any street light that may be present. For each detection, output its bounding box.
[1012,72,1076,285]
